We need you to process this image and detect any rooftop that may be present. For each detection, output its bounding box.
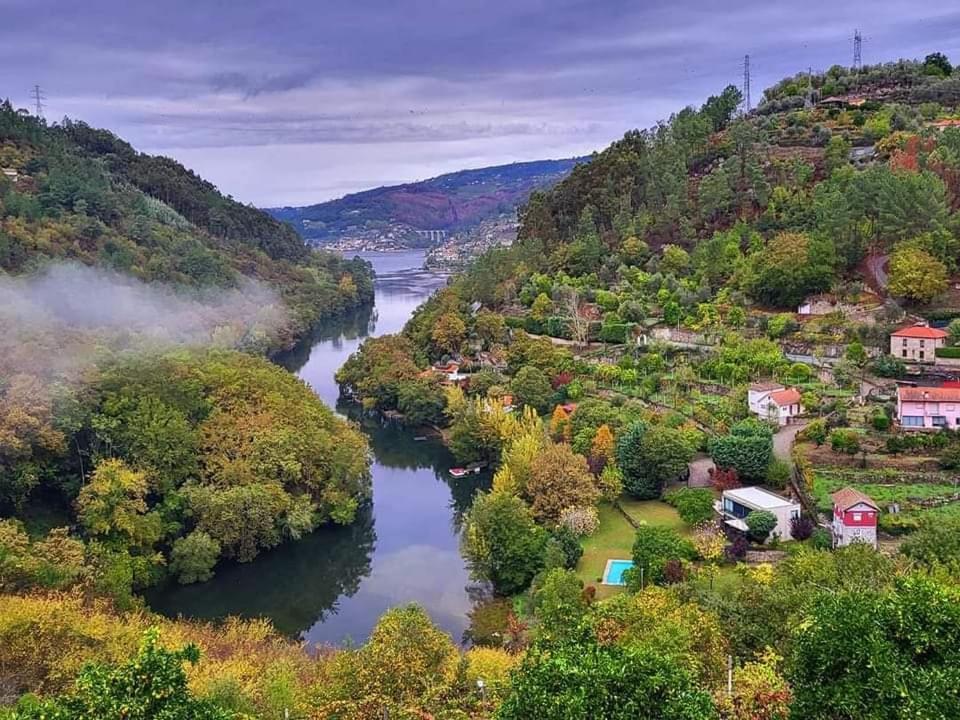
[769,388,801,407]
[891,324,948,339]
[898,386,960,402]
[723,486,797,510]
[831,487,879,511]
[750,381,784,392]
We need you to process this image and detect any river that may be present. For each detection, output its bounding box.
[148,250,490,646]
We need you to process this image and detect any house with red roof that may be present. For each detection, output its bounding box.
[890,323,947,364]
[831,487,879,548]
[897,385,960,430]
[747,382,804,426]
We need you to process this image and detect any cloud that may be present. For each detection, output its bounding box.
[2,0,959,205]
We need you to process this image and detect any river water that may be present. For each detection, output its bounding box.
[149,250,489,646]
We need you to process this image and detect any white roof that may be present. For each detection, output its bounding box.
[724,486,796,510]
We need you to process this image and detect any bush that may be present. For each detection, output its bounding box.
[939,444,960,471]
[664,488,716,526]
[811,528,832,550]
[800,418,828,446]
[558,506,600,537]
[627,525,696,588]
[708,466,741,491]
[935,346,960,359]
[790,515,815,541]
[830,428,861,455]
[871,412,892,431]
[745,510,778,543]
[546,526,583,570]
[724,535,749,561]
[616,423,694,500]
[707,419,774,482]
[765,458,792,490]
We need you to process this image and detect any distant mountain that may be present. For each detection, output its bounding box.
[267,158,585,248]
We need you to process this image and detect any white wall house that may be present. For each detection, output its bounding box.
[715,487,802,543]
[890,323,947,364]
[748,382,804,426]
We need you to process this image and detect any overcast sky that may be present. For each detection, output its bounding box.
[2,1,959,207]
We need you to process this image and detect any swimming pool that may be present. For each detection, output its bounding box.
[602,559,634,586]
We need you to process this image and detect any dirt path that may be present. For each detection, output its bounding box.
[774,421,807,462]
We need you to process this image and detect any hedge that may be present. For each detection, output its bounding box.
[935,347,960,359]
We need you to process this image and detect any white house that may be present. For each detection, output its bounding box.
[715,487,802,543]
[748,382,804,426]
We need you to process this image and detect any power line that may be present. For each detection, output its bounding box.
[742,54,751,113]
[31,84,46,119]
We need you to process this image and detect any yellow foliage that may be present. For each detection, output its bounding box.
[465,646,520,697]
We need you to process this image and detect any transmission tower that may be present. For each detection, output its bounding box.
[743,54,751,113]
[853,30,862,72]
[31,84,46,119]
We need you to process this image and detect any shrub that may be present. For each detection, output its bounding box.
[810,528,832,550]
[709,466,741,491]
[546,526,583,570]
[830,428,861,455]
[800,419,828,446]
[662,559,688,584]
[558,506,600,537]
[616,423,693,500]
[939,444,960,471]
[871,412,892,431]
[664,488,716,526]
[745,510,778,543]
[725,535,749,561]
[790,515,815,541]
[707,419,774,482]
[765,458,792,491]
[627,525,696,588]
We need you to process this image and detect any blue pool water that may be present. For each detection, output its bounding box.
[604,560,634,586]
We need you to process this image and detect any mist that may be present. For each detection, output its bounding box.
[0,262,291,385]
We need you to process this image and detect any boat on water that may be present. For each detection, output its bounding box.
[449,462,488,478]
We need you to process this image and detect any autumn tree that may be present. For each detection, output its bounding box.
[76,458,160,551]
[525,443,600,522]
[549,405,571,443]
[588,424,615,475]
[431,312,467,355]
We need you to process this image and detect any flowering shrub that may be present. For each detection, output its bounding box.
[558,505,600,537]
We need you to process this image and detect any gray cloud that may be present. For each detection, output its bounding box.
[2,0,959,205]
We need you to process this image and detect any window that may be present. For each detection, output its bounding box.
[902,338,908,346]
[920,339,926,347]
[853,513,862,522]
[902,416,924,427]
[902,350,907,358]
[919,351,925,360]
[933,416,947,427]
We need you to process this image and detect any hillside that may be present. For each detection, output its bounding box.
[0,101,374,349]
[267,157,583,254]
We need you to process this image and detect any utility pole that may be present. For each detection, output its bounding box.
[31,84,45,119]
[742,54,752,113]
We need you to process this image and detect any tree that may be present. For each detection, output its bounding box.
[510,366,553,413]
[829,428,861,455]
[397,377,447,426]
[707,419,773,482]
[888,246,948,304]
[716,651,792,720]
[169,531,221,584]
[75,459,159,551]
[530,292,553,321]
[824,134,852,173]
[497,638,715,720]
[660,244,690,275]
[588,424,615,475]
[549,405,571,443]
[462,491,548,595]
[701,84,744,131]
[628,525,696,588]
[15,628,233,720]
[531,568,589,642]
[745,510,777,543]
[525,443,599,522]
[900,515,960,568]
[923,52,953,77]
[559,286,590,346]
[431,312,467,355]
[617,423,694,500]
[748,232,835,308]
[475,310,506,348]
[789,575,960,720]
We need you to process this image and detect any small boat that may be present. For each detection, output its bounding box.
[449,467,468,478]
[413,436,428,442]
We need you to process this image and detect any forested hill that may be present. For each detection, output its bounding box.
[268,157,583,245]
[0,101,374,346]
[451,56,960,317]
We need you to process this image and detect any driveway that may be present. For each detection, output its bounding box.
[774,421,807,463]
[687,454,715,488]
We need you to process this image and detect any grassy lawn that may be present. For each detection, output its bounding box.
[577,499,690,599]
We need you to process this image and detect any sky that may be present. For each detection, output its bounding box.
[2,1,960,208]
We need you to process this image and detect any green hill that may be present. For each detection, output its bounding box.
[0,101,373,348]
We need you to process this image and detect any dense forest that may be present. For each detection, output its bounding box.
[0,100,374,342]
[8,54,960,720]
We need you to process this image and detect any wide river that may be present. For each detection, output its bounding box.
[149,250,490,645]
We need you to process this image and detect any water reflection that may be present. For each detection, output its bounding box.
[149,251,487,645]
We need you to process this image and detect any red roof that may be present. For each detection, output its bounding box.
[831,487,879,511]
[891,325,947,339]
[898,386,960,402]
[769,388,801,407]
